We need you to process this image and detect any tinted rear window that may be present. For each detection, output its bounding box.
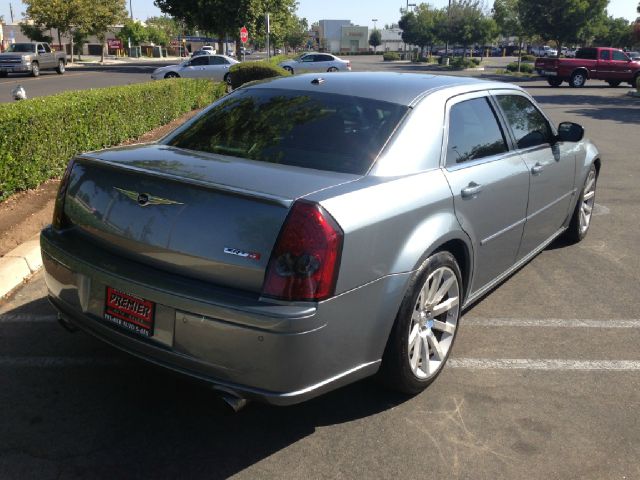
[576,48,597,60]
[165,88,408,174]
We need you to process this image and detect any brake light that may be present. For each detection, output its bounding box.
[52,160,75,229]
[262,200,343,302]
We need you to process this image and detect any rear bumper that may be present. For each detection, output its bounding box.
[41,227,410,405]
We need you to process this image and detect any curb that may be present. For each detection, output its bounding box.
[0,234,42,299]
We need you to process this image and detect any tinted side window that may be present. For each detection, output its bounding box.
[576,48,597,60]
[612,50,627,61]
[446,98,508,166]
[496,95,553,150]
[190,56,208,66]
[209,56,227,65]
[600,50,610,60]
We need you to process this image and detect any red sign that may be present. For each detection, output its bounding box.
[240,26,249,43]
[107,39,123,49]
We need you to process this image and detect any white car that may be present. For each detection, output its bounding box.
[151,54,239,83]
[279,53,351,75]
[531,45,558,57]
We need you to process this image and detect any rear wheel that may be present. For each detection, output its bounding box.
[547,77,562,87]
[565,164,597,243]
[164,72,180,79]
[56,60,65,74]
[0,71,7,78]
[569,70,586,87]
[606,80,620,87]
[223,72,231,85]
[379,251,462,394]
[327,66,338,72]
[31,62,40,77]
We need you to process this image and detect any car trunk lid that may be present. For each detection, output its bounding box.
[63,144,359,293]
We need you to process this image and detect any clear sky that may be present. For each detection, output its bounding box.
[1,0,637,30]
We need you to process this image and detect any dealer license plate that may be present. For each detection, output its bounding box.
[104,287,155,337]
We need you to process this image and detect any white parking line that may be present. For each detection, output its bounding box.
[463,318,640,328]
[449,358,640,371]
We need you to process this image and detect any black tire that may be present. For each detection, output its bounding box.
[569,70,587,87]
[606,80,620,87]
[378,251,463,395]
[547,77,562,87]
[223,72,231,85]
[327,66,338,72]
[633,73,640,89]
[56,60,65,74]
[164,72,180,79]
[0,71,7,78]
[31,62,40,77]
[565,163,598,244]
[283,66,293,74]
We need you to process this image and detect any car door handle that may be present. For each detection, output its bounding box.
[461,182,482,198]
[531,163,544,175]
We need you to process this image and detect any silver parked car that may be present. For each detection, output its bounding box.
[150,54,239,83]
[42,73,600,406]
[279,52,351,74]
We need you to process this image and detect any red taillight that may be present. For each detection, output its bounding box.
[52,160,75,229]
[262,200,343,302]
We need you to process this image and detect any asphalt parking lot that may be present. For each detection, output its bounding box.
[1,60,639,479]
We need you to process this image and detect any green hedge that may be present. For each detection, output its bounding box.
[229,61,289,89]
[383,52,401,61]
[506,62,534,73]
[0,79,226,200]
[520,54,536,62]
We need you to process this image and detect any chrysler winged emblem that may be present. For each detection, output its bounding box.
[114,187,184,207]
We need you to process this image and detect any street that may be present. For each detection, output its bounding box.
[1,59,639,479]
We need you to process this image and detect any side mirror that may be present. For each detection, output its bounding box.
[557,122,584,143]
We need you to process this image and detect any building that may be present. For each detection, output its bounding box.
[340,26,368,53]
[318,20,351,53]
[380,27,406,52]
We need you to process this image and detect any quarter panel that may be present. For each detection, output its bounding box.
[311,170,463,293]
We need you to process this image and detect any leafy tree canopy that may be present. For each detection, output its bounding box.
[369,29,382,49]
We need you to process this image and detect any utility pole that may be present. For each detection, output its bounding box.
[9,2,14,23]
[266,12,270,59]
[129,0,133,20]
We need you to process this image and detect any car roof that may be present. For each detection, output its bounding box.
[245,72,523,107]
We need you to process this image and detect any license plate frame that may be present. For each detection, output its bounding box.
[104,287,155,338]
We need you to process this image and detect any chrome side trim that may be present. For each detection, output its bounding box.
[480,218,526,246]
[464,226,566,309]
[525,189,577,222]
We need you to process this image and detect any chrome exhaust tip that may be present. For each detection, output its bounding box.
[212,386,249,412]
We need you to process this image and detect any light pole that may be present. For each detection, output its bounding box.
[129,0,133,20]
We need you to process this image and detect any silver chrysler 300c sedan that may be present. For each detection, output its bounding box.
[42,73,600,406]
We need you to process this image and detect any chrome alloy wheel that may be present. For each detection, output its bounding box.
[579,168,597,235]
[408,266,460,379]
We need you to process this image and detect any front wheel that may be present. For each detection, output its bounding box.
[164,72,180,79]
[570,70,586,87]
[565,164,597,243]
[379,251,462,394]
[0,71,7,78]
[283,66,293,74]
[31,62,40,77]
[547,77,562,87]
[223,72,231,85]
[56,60,65,74]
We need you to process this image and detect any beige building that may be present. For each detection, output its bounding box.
[340,26,368,53]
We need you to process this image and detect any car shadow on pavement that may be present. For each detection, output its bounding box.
[534,94,640,124]
[1,297,412,479]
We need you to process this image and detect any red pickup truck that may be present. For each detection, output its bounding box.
[535,47,640,88]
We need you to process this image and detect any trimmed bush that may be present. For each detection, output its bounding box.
[383,52,401,61]
[520,54,536,62]
[229,61,289,89]
[470,57,481,66]
[0,79,226,200]
[506,62,535,73]
[450,57,479,69]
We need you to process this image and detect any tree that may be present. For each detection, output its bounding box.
[592,16,633,48]
[446,0,496,56]
[116,19,148,47]
[519,0,608,55]
[493,0,529,70]
[80,0,127,62]
[399,4,445,58]
[369,29,381,52]
[19,23,53,43]
[282,15,308,51]
[145,16,180,42]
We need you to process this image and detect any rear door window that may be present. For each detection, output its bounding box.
[446,97,508,166]
[600,50,611,60]
[165,88,408,175]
